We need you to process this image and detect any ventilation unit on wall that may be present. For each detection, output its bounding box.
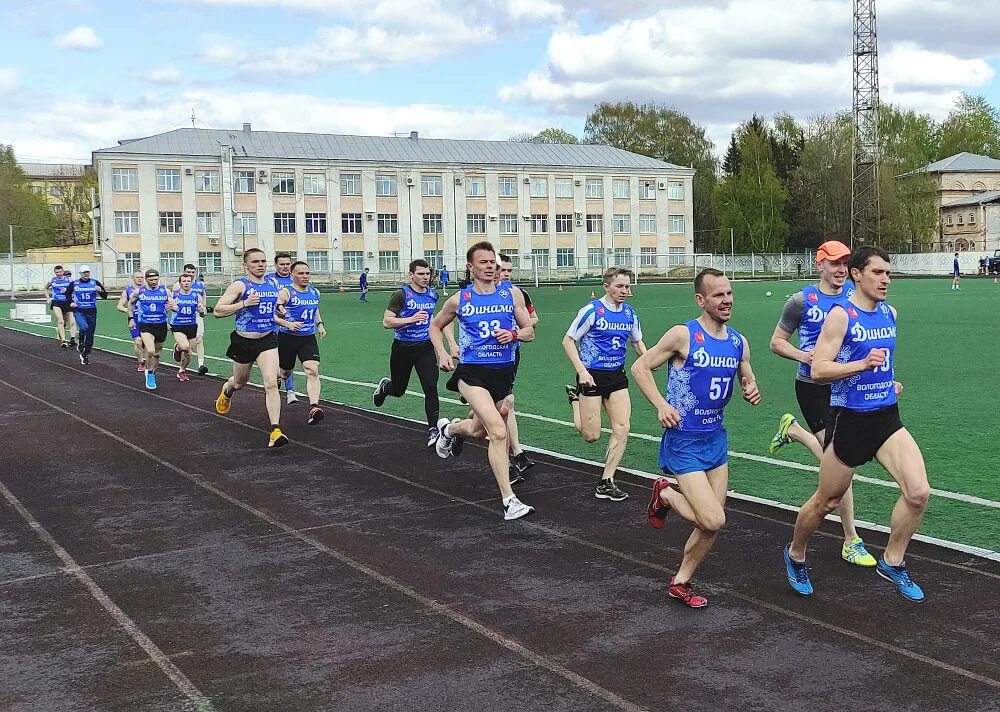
[208,237,220,245]
[257,169,269,183]
[184,168,193,175]
[574,179,582,186]
[365,212,374,220]
[454,177,463,185]
[405,176,415,186]
[657,180,667,190]
[523,177,531,184]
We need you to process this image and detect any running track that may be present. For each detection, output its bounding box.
[0,326,997,712]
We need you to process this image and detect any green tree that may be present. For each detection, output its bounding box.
[0,144,57,251]
[880,170,938,252]
[936,93,1000,159]
[50,166,97,245]
[534,127,578,144]
[786,112,853,249]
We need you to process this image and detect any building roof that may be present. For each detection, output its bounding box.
[919,152,1000,173]
[942,191,1000,208]
[19,162,88,179]
[94,127,688,171]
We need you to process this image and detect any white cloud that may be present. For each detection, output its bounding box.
[0,69,18,95]
[54,26,103,50]
[142,67,184,85]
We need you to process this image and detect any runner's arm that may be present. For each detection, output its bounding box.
[770,294,810,363]
[509,288,534,342]
[96,281,108,299]
[562,304,595,380]
[212,281,248,318]
[445,320,459,358]
[382,289,420,329]
[315,307,327,338]
[630,325,687,427]
[630,313,646,356]
[429,294,459,368]
[65,281,75,306]
[810,307,881,382]
[116,289,131,314]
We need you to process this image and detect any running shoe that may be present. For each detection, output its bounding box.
[449,418,465,457]
[647,477,672,529]
[268,427,289,448]
[137,361,146,372]
[509,463,524,485]
[841,537,877,567]
[512,451,535,474]
[215,385,232,415]
[69,337,76,348]
[308,406,325,425]
[60,341,68,349]
[769,413,797,455]
[373,377,391,407]
[565,384,579,404]
[595,479,629,502]
[197,365,208,375]
[172,344,181,362]
[435,417,466,459]
[503,495,534,521]
[783,545,814,596]
[668,578,708,608]
[876,559,924,601]
[426,426,439,448]
[176,370,190,382]
[79,353,89,365]
[286,390,299,405]
[145,371,157,390]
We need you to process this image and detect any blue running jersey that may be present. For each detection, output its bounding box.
[666,320,745,433]
[566,299,642,371]
[395,284,438,342]
[135,286,169,324]
[457,285,516,366]
[235,278,279,333]
[795,285,849,379]
[279,284,321,335]
[267,273,294,290]
[50,276,71,303]
[72,279,99,310]
[830,302,897,411]
[191,279,206,297]
[172,290,200,326]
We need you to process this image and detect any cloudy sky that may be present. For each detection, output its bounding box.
[2,0,999,163]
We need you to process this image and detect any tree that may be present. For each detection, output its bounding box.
[722,135,741,176]
[534,127,578,144]
[880,170,938,252]
[50,166,97,245]
[0,145,57,251]
[936,93,1000,159]
[507,132,536,142]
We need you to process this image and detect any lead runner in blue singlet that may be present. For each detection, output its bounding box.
[213,247,288,448]
[128,269,177,390]
[631,268,761,608]
[786,246,929,602]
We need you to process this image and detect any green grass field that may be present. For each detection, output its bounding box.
[4,275,999,552]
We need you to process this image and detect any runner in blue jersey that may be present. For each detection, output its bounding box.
[632,268,761,608]
[170,273,205,383]
[128,269,177,390]
[117,272,147,372]
[768,240,876,568]
[172,264,209,375]
[275,261,327,425]
[786,246,928,602]
[951,251,961,290]
[563,267,646,502]
[359,267,370,302]
[429,241,536,521]
[64,265,108,366]
[44,265,77,348]
[439,266,450,295]
[267,253,299,403]
[213,248,288,448]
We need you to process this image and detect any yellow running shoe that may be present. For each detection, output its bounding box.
[769,413,797,455]
[268,427,289,449]
[215,385,231,415]
[842,537,877,567]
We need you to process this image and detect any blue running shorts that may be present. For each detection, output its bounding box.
[659,427,729,476]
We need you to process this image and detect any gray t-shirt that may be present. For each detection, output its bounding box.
[776,291,814,383]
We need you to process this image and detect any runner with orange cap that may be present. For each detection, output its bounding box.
[767,239,876,567]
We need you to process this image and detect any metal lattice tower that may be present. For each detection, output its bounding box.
[852,0,880,246]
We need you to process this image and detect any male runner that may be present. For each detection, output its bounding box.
[64,265,108,366]
[117,272,146,371]
[213,248,288,448]
[170,273,205,382]
[768,240,876,567]
[128,269,177,390]
[440,265,450,295]
[275,261,327,425]
[784,246,929,601]
[429,241,536,520]
[172,264,209,375]
[44,265,77,348]
[373,259,452,446]
[564,267,646,502]
[632,268,761,607]
[267,253,298,402]
[951,252,961,290]
[359,267,370,302]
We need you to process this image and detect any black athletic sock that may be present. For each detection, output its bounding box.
[271,423,279,430]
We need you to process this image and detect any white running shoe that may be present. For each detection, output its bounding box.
[426,426,439,448]
[503,495,534,521]
[286,390,299,405]
[434,417,454,458]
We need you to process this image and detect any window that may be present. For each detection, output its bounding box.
[51,203,66,213]
[554,178,573,198]
[530,248,550,268]
[116,252,140,275]
[640,247,657,267]
[557,247,575,267]
[30,185,44,194]
[555,214,574,233]
[499,214,518,234]
[639,214,656,234]
[156,168,181,192]
[272,171,295,194]
[421,174,442,197]
[378,213,398,234]
[159,252,184,275]
[668,181,684,200]
[668,214,684,233]
[196,212,220,234]
[379,251,400,272]
[586,214,603,234]
[467,213,486,234]
[466,177,486,197]
[195,170,220,193]
[425,250,443,269]
[48,185,64,197]
[669,247,686,266]
[343,251,364,271]
[274,213,296,234]
[306,250,329,272]
[112,168,137,192]
[613,248,632,267]
[529,177,548,198]
[234,212,257,235]
[613,179,630,199]
[498,176,517,198]
[530,214,548,233]
[115,211,139,233]
[957,214,963,224]
[640,181,656,199]
[970,212,976,224]
[613,214,630,233]
[234,170,255,193]
[198,251,222,274]
[159,211,182,233]
[305,212,327,234]
[423,213,443,234]
[947,215,953,225]
[374,174,396,197]
[588,248,604,270]
[303,173,327,195]
[340,173,361,196]
[585,178,604,199]
[342,213,362,234]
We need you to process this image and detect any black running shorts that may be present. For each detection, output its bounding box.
[826,403,905,468]
[226,330,278,365]
[447,363,515,403]
[139,322,168,343]
[171,324,198,340]
[795,379,833,435]
[577,367,629,400]
[278,332,321,370]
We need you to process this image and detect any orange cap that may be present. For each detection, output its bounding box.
[816,240,851,262]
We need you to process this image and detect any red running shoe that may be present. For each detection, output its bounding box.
[137,361,146,372]
[308,406,325,425]
[647,477,672,529]
[176,370,190,382]
[668,578,708,608]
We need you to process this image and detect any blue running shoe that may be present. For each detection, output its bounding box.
[145,371,157,390]
[783,545,813,596]
[876,559,924,601]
